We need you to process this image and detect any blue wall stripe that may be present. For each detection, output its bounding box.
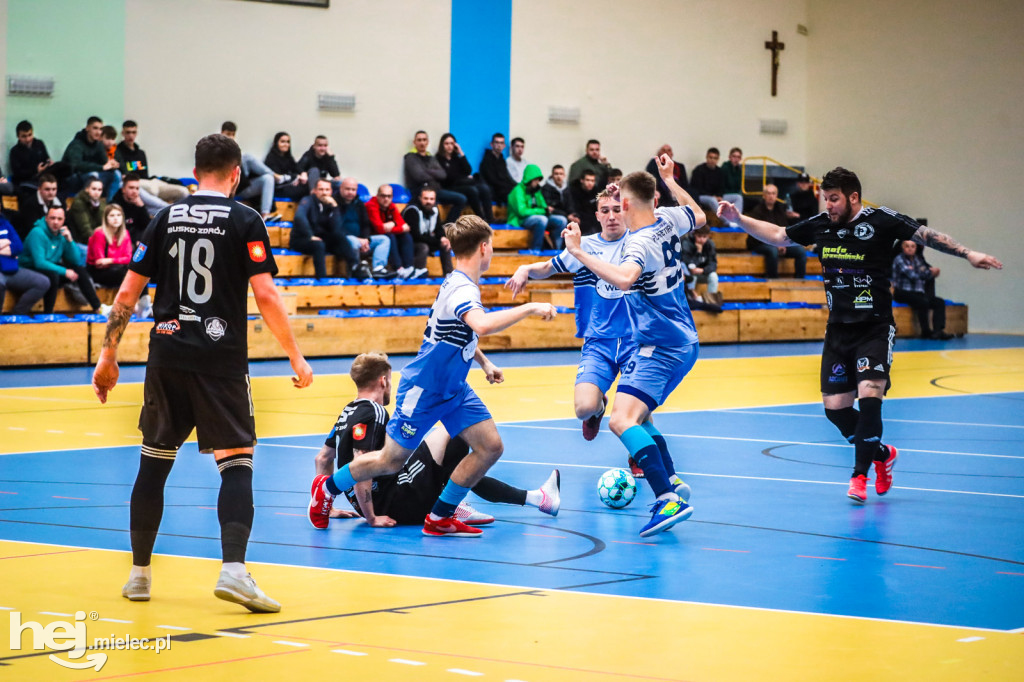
[449,0,512,177]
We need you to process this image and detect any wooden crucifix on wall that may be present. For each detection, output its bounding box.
[765,30,785,96]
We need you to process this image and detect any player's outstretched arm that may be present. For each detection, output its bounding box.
[93,270,150,403]
[474,348,504,384]
[250,272,313,388]
[911,226,1004,270]
[562,222,641,291]
[655,154,706,227]
[463,302,556,337]
[505,261,556,298]
[717,201,793,247]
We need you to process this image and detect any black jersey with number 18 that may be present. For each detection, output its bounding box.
[129,192,277,376]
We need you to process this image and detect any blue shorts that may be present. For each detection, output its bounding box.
[386,380,492,450]
[616,343,699,411]
[576,336,637,394]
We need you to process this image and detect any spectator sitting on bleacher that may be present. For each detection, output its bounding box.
[19,205,105,314]
[569,139,612,189]
[14,174,61,239]
[646,144,690,208]
[892,239,953,340]
[435,133,494,223]
[743,183,806,279]
[336,177,391,280]
[68,178,107,249]
[541,164,579,224]
[220,121,277,220]
[291,178,364,280]
[570,170,600,236]
[62,116,122,201]
[478,132,516,206]
[681,225,722,308]
[9,120,70,189]
[112,173,153,244]
[786,172,819,222]
[297,135,341,190]
[402,184,453,276]
[691,147,735,217]
[115,119,189,212]
[721,147,745,212]
[367,184,423,279]
[86,204,132,289]
[506,137,527,183]
[508,164,568,251]
[0,212,50,315]
[403,130,466,222]
[264,132,308,201]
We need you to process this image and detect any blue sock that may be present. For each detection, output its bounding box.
[641,421,676,479]
[620,425,672,496]
[326,465,355,497]
[430,480,472,519]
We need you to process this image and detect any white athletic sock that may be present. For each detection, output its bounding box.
[222,562,247,579]
[669,474,683,486]
[427,512,444,522]
[525,489,543,508]
[129,565,151,580]
[656,492,680,503]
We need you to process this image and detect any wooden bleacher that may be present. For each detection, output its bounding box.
[0,209,969,366]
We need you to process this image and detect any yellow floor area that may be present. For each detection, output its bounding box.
[2,540,1022,681]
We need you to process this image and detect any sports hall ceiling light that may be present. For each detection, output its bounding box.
[548,106,580,125]
[7,75,55,97]
[317,92,356,112]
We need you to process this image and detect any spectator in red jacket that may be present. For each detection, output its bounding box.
[86,204,132,289]
[366,184,422,279]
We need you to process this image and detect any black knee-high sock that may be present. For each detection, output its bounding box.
[472,477,527,505]
[853,398,884,477]
[825,406,859,444]
[217,455,254,564]
[130,445,176,566]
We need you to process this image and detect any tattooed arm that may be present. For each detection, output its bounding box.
[912,226,1004,270]
[92,271,150,403]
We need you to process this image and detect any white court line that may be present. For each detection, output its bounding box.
[98,618,132,624]
[499,424,1024,460]
[390,658,426,666]
[332,649,367,656]
[39,611,72,617]
[713,409,1024,430]
[274,641,309,648]
[957,636,985,643]
[156,625,190,631]
[215,632,249,639]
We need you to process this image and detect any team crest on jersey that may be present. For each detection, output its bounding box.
[132,243,147,262]
[248,241,267,263]
[205,317,226,341]
[853,223,875,240]
[352,423,366,440]
[857,357,870,372]
[836,228,850,239]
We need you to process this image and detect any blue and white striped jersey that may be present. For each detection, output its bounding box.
[400,270,484,397]
[620,206,699,347]
[550,233,631,340]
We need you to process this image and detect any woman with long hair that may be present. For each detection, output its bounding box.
[86,204,152,317]
[264,131,308,200]
[435,132,494,223]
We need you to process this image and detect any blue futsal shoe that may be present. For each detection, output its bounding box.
[639,498,693,537]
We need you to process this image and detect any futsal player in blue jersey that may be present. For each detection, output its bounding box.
[562,154,705,537]
[308,215,558,536]
[506,188,633,441]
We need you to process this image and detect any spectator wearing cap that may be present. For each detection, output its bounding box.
[786,172,819,223]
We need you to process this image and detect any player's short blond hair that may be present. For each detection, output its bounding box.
[445,215,493,257]
[350,351,391,389]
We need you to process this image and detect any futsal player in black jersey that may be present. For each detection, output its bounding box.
[719,167,1002,503]
[93,134,313,612]
[309,352,560,528]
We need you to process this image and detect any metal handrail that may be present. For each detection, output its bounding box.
[740,156,876,208]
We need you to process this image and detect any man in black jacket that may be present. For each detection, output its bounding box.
[61,116,122,199]
[478,132,516,206]
[569,170,600,235]
[401,185,452,275]
[541,165,578,224]
[291,178,364,279]
[13,174,61,238]
[297,135,342,189]
[8,120,71,190]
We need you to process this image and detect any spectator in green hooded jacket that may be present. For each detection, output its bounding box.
[507,164,568,250]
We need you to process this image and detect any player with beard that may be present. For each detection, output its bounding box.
[718,167,1002,503]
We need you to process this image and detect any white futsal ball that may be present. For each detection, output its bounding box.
[597,468,638,509]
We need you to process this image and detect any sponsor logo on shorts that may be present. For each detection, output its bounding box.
[132,243,147,262]
[155,319,179,335]
[401,423,417,439]
[857,357,870,372]
[832,363,846,376]
[873,364,884,372]
[854,289,873,309]
[853,223,875,240]
[205,317,226,341]
[248,241,267,263]
[576,363,586,377]
[352,423,366,441]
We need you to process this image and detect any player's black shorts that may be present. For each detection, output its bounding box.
[820,320,895,395]
[374,437,470,525]
[139,366,256,453]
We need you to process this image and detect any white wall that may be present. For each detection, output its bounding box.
[124,0,451,189]
[510,0,811,178]
[806,0,1024,333]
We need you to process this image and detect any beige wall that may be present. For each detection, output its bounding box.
[510,0,811,178]
[806,0,1024,333]
[124,0,451,189]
